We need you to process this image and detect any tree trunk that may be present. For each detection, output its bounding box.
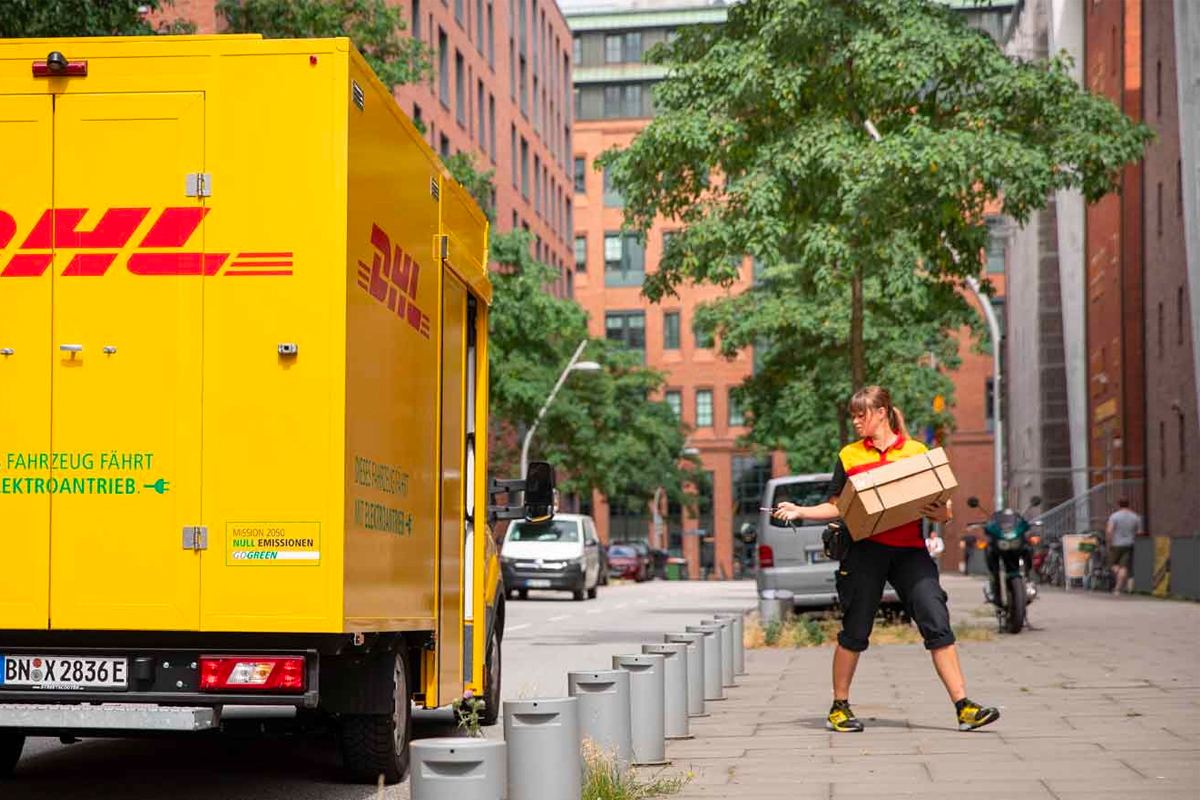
[850,262,866,390]
[837,401,849,447]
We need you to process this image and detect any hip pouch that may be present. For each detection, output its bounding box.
[822,519,853,561]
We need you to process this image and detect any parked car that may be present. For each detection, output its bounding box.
[612,540,653,581]
[502,514,602,601]
[605,544,643,580]
[756,474,902,612]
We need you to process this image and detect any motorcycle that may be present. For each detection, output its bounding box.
[965,495,1043,634]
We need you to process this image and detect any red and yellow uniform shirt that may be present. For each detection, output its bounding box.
[827,435,928,548]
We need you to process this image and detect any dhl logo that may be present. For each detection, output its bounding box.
[0,207,293,278]
[357,223,431,339]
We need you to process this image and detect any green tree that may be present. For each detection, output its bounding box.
[442,154,703,511]
[598,0,1151,473]
[0,1,192,36]
[218,0,431,89]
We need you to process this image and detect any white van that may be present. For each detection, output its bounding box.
[501,513,602,601]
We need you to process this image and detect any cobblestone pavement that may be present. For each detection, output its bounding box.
[665,574,1200,800]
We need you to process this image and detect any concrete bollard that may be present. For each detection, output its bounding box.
[701,619,735,688]
[567,669,632,771]
[411,738,507,800]
[503,698,581,800]
[641,643,691,740]
[612,653,668,766]
[759,589,793,624]
[685,624,725,701]
[664,632,708,718]
[714,613,746,676]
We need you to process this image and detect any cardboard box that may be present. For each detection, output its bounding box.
[835,448,958,541]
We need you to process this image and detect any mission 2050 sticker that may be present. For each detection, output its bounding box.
[226,522,321,566]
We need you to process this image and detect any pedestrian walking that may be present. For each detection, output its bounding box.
[1106,498,1143,595]
[772,386,1000,733]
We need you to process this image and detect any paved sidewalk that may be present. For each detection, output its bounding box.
[658,574,1200,799]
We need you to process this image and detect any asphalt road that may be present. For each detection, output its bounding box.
[5,578,757,799]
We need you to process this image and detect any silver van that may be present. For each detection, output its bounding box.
[501,513,602,601]
[756,474,900,610]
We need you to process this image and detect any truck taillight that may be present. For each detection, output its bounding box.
[758,544,774,568]
[199,656,305,693]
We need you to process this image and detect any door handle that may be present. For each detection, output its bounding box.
[60,344,83,353]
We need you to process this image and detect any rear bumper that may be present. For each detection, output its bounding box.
[756,567,900,608]
[0,702,217,732]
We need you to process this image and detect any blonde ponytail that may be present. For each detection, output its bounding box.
[888,406,910,439]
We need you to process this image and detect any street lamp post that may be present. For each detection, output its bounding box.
[519,339,602,481]
[863,119,1005,512]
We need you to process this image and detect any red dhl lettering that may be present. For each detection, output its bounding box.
[0,207,293,278]
[356,223,431,339]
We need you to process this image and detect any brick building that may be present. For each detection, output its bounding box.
[1142,3,1199,557]
[162,0,575,285]
[1084,0,1147,495]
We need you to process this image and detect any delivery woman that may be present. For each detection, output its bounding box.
[773,386,1000,733]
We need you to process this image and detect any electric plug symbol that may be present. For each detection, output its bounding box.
[144,478,170,495]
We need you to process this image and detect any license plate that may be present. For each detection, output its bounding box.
[0,655,128,690]
[525,579,552,588]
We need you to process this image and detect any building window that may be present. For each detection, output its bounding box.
[603,167,623,207]
[518,0,527,52]
[489,94,496,161]
[1158,301,1165,359]
[476,0,484,51]
[440,134,450,158]
[455,51,465,126]
[574,235,587,272]
[413,102,423,129]
[534,156,541,216]
[605,311,646,358]
[732,456,773,550]
[532,76,540,131]
[510,125,518,187]
[985,377,995,432]
[509,40,515,99]
[477,81,485,150]
[573,34,582,64]
[438,29,449,107]
[604,232,644,287]
[520,57,528,115]
[695,389,713,428]
[624,31,642,63]
[487,3,494,67]
[574,87,582,119]
[1179,285,1186,345]
[413,0,421,40]
[602,84,642,118]
[693,317,714,349]
[605,34,622,64]
[985,216,1005,273]
[728,389,744,427]
[454,0,463,26]
[1157,181,1164,236]
[520,137,529,199]
[665,390,682,419]
[663,311,680,350]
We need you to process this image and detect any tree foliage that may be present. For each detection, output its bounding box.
[442,155,704,510]
[0,1,192,36]
[218,0,431,88]
[598,0,1151,473]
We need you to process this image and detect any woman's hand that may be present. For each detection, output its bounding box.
[921,500,953,524]
[771,502,805,522]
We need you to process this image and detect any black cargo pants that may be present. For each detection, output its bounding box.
[834,539,956,653]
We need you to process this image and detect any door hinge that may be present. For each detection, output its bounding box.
[182,526,209,551]
[185,173,212,198]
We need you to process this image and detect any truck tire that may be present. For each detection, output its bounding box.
[480,622,502,727]
[340,651,411,785]
[0,732,24,777]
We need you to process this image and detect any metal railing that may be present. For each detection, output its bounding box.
[1032,479,1146,540]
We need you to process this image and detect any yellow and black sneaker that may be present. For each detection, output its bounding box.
[827,699,864,732]
[956,698,1000,731]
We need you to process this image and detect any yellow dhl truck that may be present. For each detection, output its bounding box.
[0,35,542,784]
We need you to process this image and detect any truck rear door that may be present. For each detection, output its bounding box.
[0,95,54,630]
[48,93,206,631]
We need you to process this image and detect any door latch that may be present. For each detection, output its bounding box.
[182,526,208,551]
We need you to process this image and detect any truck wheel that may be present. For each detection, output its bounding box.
[340,651,411,785]
[587,585,598,599]
[480,623,502,727]
[0,732,24,777]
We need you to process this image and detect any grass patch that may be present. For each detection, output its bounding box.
[744,612,995,649]
[581,740,690,800]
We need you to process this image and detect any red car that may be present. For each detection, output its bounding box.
[605,544,643,580]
